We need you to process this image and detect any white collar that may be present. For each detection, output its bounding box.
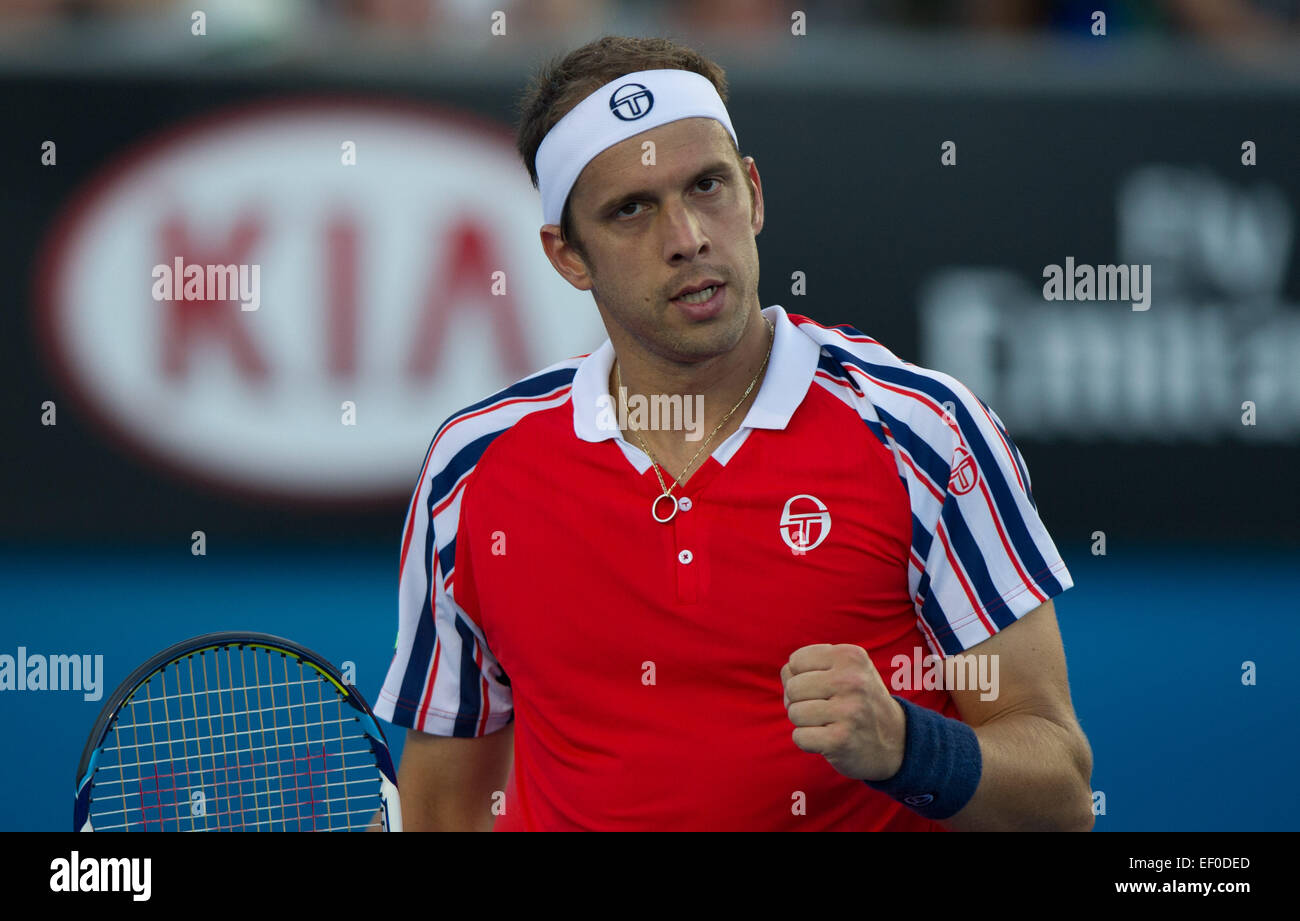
[571,305,820,469]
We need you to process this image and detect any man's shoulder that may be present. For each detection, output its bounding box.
[790,313,980,429]
[422,354,585,473]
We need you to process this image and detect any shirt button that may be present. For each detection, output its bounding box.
[677,549,693,565]
[678,497,693,512]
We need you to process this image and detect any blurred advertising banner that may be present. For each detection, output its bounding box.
[4,78,1297,543]
[921,165,1296,443]
[19,91,603,513]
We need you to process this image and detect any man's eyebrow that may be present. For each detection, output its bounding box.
[594,159,736,216]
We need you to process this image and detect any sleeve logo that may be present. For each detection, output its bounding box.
[949,446,979,496]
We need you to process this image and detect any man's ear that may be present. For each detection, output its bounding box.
[540,225,593,292]
[743,157,764,236]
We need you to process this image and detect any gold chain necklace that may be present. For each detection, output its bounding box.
[614,317,774,524]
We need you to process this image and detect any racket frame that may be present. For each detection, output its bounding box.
[74,631,401,832]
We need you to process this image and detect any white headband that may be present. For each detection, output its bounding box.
[535,68,739,226]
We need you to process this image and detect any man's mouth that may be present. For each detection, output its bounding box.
[669,282,726,320]
[672,283,722,304]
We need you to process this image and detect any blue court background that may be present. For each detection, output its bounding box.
[1,539,1295,831]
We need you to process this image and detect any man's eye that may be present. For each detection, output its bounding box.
[614,179,720,218]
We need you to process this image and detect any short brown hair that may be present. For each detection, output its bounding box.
[514,35,745,257]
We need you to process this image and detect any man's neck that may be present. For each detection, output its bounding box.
[608,308,773,482]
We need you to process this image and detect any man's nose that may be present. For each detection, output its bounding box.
[661,199,709,261]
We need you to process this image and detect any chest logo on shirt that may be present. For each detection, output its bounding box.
[780,494,832,554]
[949,446,979,496]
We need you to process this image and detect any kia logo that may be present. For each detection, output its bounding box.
[36,97,603,503]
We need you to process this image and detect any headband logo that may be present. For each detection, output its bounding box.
[609,83,654,121]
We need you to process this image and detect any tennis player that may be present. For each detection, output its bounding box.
[375,36,1094,831]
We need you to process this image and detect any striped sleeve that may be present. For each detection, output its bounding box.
[784,314,1072,658]
[903,372,1073,656]
[372,363,578,736]
[373,428,514,738]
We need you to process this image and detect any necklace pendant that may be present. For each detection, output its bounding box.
[651,492,678,524]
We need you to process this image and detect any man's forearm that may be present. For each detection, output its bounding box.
[937,711,1094,832]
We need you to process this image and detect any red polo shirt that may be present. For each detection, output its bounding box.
[376,305,1073,830]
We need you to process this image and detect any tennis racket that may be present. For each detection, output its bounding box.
[74,631,401,832]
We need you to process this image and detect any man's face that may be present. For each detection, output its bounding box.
[546,117,764,366]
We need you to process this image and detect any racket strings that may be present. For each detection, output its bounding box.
[86,644,383,831]
[97,714,367,757]
[96,675,331,709]
[92,804,383,833]
[87,770,380,806]
[88,744,378,779]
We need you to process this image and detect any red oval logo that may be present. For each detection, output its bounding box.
[37,97,604,504]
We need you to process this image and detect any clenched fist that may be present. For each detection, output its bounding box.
[780,643,908,782]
